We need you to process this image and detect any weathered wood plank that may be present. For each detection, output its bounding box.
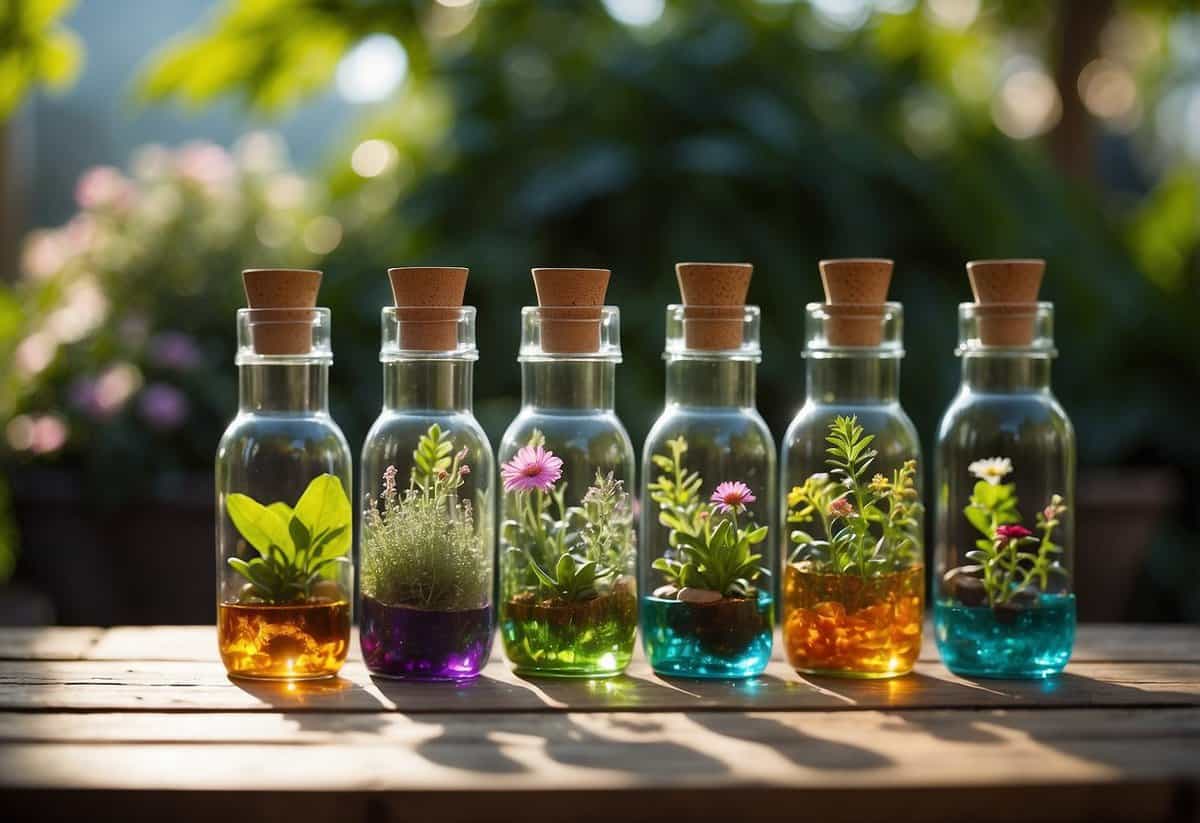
[0,709,1197,794]
[0,627,102,661]
[0,785,1186,823]
[1,658,1197,713]
[72,623,1200,664]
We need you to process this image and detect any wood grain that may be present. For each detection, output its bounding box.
[2,625,1198,823]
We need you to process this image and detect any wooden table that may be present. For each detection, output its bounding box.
[1,624,1198,822]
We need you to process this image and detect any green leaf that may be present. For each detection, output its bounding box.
[292,474,351,558]
[226,493,293,559]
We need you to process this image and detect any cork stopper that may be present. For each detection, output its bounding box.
[387,267,468,351]
[818,259,893,346]
[531,268,610,354]
[241,268,322,355]
[675,262,752,351]
[967,259,1044,346]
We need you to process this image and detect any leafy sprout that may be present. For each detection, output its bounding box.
[962,463,1067,605]
[225,473,351,604]
[648,436,769,599]
[787,416,922,576]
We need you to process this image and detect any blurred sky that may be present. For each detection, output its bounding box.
[23,0,350,227]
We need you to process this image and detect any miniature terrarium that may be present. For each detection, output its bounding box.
[498,268,637,678]
[359,268,494,680]
[215,269,353,680]
[934,260,1076,679]
[640,263,775,679]
[779,260,924,678]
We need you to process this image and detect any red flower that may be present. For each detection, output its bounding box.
[995,524,1033,541]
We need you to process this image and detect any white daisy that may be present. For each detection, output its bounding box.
[968,457,1013,485]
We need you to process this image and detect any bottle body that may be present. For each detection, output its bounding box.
[780,401,924,678]
[934,346,1076,678]
[640,351,776,679]
[359,352,495,680]
[498,360,638,678]
[215,357,353,680]
[778,303,924,679]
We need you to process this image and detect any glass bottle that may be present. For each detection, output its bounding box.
[498,272,637,678]
[640,303,776,678]
[215,276,353,680]
[359,292,495,680]
[934,302,1076,678]
[779,302,924,678]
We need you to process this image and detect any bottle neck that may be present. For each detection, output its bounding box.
[665,358,756,408]
[805,355,900,405]
[521,361,615,411]
[961,354,1052,393]
[383,359,473,411]
[238,363,329,413]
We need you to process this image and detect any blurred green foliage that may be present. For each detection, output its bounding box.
[0,0,82,119]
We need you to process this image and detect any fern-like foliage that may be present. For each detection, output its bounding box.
[787,415,922,576]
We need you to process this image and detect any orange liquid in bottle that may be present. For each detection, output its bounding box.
[218,599,350,679]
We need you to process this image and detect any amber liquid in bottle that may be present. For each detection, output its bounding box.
[218,599,350,679]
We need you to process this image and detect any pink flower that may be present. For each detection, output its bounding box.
[459,464,471,476]
[711,481,755,513]
[382,465,398,498]
[501,445,563,493]
[75,166,134,211]
[828,497,855,518]
[995,524,1033,542]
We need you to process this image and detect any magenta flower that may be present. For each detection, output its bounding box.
[501,445,563,493]
[995,524,1033,542]
[711,481,755,513]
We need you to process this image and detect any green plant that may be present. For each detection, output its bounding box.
[225,473,351,604]
[501,432,632,603]
[648,436,769,599]
[787,416,922,576]
[961,457,1068,606]
[361,424,486,610]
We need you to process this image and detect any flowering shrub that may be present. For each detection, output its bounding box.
[0,134,335,503]
[500,431,634,603]
[647,436,769,600]
[787,416,923,576]
[960,457,1068,606]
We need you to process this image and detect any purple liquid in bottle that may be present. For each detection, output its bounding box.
[360,595,493,680]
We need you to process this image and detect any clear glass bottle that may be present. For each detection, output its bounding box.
[779,303,924,678]
[215,306,353,679]
[934,303,1076,678]
[359,306,495,680]
[640,305,775,678]
[498,306,637,677]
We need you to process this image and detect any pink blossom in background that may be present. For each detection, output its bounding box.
[176,141,235,191]
[75,166,134,211]
[148,332,204,370]
[501,445,563,493]
[138,384,189,430]
[711,481,756,513]
[20,230,71,280]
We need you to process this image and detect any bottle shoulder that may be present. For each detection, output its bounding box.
[644,406,775,457]
[364,409,492,451]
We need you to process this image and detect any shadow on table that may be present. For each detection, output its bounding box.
[413,712,730,777]
[879,671,1200,760]
[230,674,386,711]
[686,711,892,770]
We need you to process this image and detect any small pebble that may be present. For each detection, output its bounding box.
[678,587,722,604]
[653,584,679,599]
